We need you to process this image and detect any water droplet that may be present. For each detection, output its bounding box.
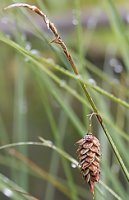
[25,42,31,51]
[19,100,27,114]
[47,58,55,64]
[114,64,123,73]
[72,19,78,26]
[3,188,13,197]
[109,58,118,67]
[109,58,123,73]
[126,14,129,23]
[88,78,96,85]
[47,140,53,146]
[60,80,66,87]
[76,74,81,79]
[72,9,80,26]
[31,49,40,55]
[71,162,77,168]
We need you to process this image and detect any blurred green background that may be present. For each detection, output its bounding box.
[0,0,129,200]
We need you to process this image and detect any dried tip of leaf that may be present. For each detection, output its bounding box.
[4,3,39,12]
[4,3,27,10]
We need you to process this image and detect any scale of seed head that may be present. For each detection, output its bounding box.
[76,132,101,193]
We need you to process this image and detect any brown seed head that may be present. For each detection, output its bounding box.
[76,132,101,193]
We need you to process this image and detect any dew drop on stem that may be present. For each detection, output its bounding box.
[25,41,31,51]
[3,188,13,197]
[126,14,129,23]
[46,140,53,146]
[31,49,40,55]
[72,18,78,26]
[109,58,123,73]
[114,64,123,73]
[72,9,79,26]
[76,74,81,80]
[71,162,77,169]
[46,58,55,64]
[19,100,27,114]
[60,80,66,88]
[88,78,96,86]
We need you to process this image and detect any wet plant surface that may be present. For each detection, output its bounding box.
[0,0,129,200]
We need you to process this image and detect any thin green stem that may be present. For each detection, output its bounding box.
[34,76,79,200]
[1,31,129,181]
[0,140,78,167]
[99,181,122,200]
[3,3,129,181]
[0,139,124,200]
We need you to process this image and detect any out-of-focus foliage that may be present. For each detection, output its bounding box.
[0,0,129,200]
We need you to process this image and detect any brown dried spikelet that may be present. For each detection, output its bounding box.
[76,132,101,193]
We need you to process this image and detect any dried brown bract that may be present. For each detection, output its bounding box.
[4,3,78,75]
[76,132,101,193]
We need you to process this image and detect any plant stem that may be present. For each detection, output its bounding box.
[0,138,124,200]
[4,3,129,181]
[0,139,78,167]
